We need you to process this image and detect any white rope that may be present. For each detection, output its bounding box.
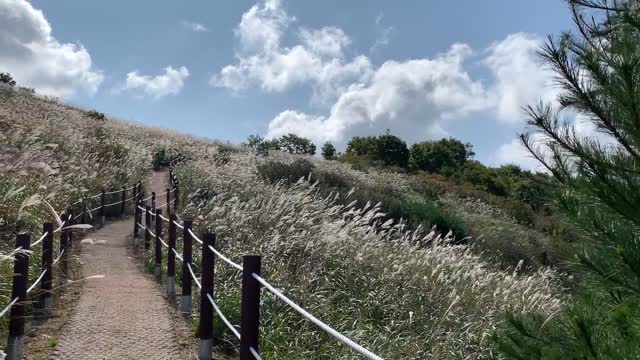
[208,245,242,271]
[31,231,49,247]
[142,195,152,201]
[158,237,169,248]
[158,214,170,222]
[187,263,201,289]
[89,205,102,212]
[250,347,263,360]
[27,269,47,294]
[137,205,146,212]
[104,199,124,208]
[0,298,19,318]
[156,190,169,197]
[252,273,384,360]
[188,228,203,245]
[175,214,182,222]
[206,293,241,339]
[148,229,157,238]
[137,223,146,230]
[172,248,183,262]
[73,211,85,220]
[53,249,65,265]
[53,220,67,233]
[103,188,124,195]
[156,202,169,209]
[173,220,184,229]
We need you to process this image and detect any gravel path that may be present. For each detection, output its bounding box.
[50,172,183,359]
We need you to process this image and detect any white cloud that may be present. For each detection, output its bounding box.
[267,44,490,146]
[182,20,208,32]
[494,138,547,171]
[484,33,557,123]
[210,0,373,104]
[123,66,189,98]
[370,25,393,54]
[0,0,103,97]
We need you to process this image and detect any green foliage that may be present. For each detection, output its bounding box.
[245,133,316,156]
[152,147,187,170]
[0,73,16,87]
[86,109,106,121]
[257,159,315,185]
[496,1,640,357]
[409,137,475,173]
[321,141,337,160]
[346,131,410,167]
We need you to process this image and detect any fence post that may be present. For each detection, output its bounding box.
[174,181,179,211]
[99,189,106,226]
[240,256,262,360]
[167,214,177,302]
[6,234,30,360]
[166,188,171,214]
[145,206,151,250]
[180,220,193,317]
[151,192,156,222]
[198,232,215,360]
[60,214,70,286]
[155,209,163,282]
[133,200,139,239]
[120,186,126,218]
[41,223,54,318]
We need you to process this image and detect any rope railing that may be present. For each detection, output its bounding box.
[206,293,241,339]
[208,245,242,271]
[26,269,47,294]
[31,231,49,248]
[0,298,19,318]
[187,263,201,289]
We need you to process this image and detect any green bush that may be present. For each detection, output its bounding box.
[257,159,315,185]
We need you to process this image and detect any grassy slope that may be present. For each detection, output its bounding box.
[0,89,565,358]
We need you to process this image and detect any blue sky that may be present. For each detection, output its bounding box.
[2,0,574,169]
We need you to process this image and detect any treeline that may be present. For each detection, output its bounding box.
[246,131,550,212]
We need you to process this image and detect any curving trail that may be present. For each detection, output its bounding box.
[50,171,183,359]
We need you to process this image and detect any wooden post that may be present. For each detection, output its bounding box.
[240,256,262,360]
[99,189,106,226]
[155,209,163,281]
[166,188,171,214]
[174,181,179,211]
[6,234,30,360]
[167,214,177,302]
[198,232,215,360]
[120,186,126,218]
[133,200,140,239]
[180,220,193,317]
[151,192,156,222]
[67,210,74,251]
[41,223,54,318]
[60,214,70,286]
[145,206,151,250]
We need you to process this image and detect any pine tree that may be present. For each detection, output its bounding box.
[321,141,337,160]
[496,1,640,358]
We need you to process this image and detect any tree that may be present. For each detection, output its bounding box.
[496,1,640,358]
[346,131,409,167]
[0,72,16,87]
[409,137,474,173]
[321,142,337,160]
[273,133,316,155]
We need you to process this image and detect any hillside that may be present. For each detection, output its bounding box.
[0,87,564,358]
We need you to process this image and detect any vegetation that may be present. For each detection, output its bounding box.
[409,137,474,173]
[0,73,16,87]
[496,1,640,358]
[345,131,410,167]
[321,141,337,160]
[245,133,316,156]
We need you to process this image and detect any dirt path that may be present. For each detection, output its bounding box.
[50,171,184,359]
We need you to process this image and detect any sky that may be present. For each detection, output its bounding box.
[0,0,576,169]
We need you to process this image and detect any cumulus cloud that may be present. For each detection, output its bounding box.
[484,33,557,122]
[370,11,393,54]
[182,20,208,32]
[267,44,490,145]
[0,0,103,97]
[210,0,373,104]
[494,138,547,171]
[122,66,189,99]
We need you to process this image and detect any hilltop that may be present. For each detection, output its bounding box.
[0,87,564,358]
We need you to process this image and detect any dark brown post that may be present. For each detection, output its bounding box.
[166,188,171,214]
[198,232,215,360]
[151,192,156,221]
[6,234,30,360]
[174,181,179,211]
[99,189,106,226]
[180,220,193,317]
[167,214,177,302]
[240,256,261,360]
[133,200,140,239]
[120,187,126,218]
[154,209,163,281]
[60,214,70,285]
[145,206,151,250]
[41,223,54,317]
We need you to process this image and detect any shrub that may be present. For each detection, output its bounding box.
[86,109,106,121]
[409,137,474,172]
[321,142,337,160]
[0,73,16,87]
[346,131,409,168]
[257,159,315,185]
